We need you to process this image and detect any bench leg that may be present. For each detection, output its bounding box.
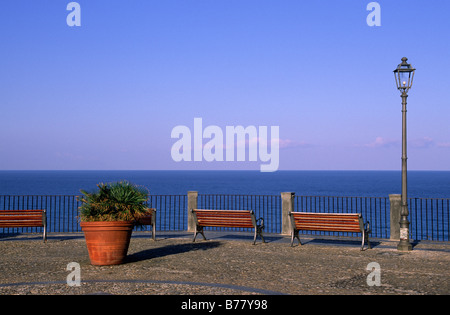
[361,230,372,251]
[259,226,265,244]
[361,221,371,250]
[253,226,265,245]
[151,224,156,241]
[290,230,301,247]
[42,211,47,243]
[193,226,207,242]
[361,232,365,251]
[365,230,371,250]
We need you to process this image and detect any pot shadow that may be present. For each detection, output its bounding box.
[126,241,222,263]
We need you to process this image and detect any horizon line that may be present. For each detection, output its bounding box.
[1,169,449,172]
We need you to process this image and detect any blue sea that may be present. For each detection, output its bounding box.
[0,170,449,198]
[1,170,449,240]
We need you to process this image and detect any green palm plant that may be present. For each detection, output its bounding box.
[79,181,149,222]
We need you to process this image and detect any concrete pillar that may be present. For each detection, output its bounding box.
[187,191,198,232]
[281,192,295,235]
[389,194,401,241]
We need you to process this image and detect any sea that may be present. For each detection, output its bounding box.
[0,170,449,198]
[0,170,449,240]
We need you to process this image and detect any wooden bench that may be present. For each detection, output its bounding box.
[289,212,371,250]
[191,209,265,245]
[0,210,47,242]
[135,208,156,240]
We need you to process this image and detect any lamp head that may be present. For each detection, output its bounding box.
[394,57,416,93]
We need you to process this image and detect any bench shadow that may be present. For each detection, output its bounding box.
[0,233,21,240]
[126,241,222,263]
[299,238,381,249]
[132,232,192,240]
[210,233,283,243]
[0,234,85,242]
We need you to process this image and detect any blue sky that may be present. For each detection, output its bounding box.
[1,0,449,170]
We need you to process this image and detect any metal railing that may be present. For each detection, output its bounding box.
[148,194,187,231]
[198,194,282,234]
[409,197,449,241]
[0,195,81,233]
[1,194,448,241]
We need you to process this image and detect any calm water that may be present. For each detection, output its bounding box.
[1,171,449,240]
[0,170,449,198]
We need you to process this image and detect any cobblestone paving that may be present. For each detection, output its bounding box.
[0,233,449,295]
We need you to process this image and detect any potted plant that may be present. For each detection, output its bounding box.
[78,181,149,265]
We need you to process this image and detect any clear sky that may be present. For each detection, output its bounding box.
[1,0,449,170]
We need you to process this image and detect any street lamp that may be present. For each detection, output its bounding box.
[393,57,416,251]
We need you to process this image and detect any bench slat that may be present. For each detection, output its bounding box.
[195,210,252,216]
[289,211,370,250]
[197,216,254,220]
[0,221,44,227]
[295,225,361,233]
[197,217,254,222]
[192,209,264,244]
[292,213,360,219]
[293,220,360,226]
[292,217,360,222]
[196,215,253,219]
[0,210,47,242]
[197,223,254,228]
[0,210,44,213]
[299,218,360,222]
[0,215,44,221]
[0,209,44,213]
[197,220,254,228]
[134,208,156,241]
[291,213,361,230]
[293,218,361,224]
[195,210,254,228]
[293,219,360,226]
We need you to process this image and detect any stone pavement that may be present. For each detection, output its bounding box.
[0,231,449,295]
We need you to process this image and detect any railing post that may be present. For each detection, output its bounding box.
[389,194,401,240]
[187,191,198,232]
[281,192,295,235]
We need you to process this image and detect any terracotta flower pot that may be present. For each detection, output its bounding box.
[80,221,134,266]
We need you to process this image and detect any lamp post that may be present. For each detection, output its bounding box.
[393,57,415,251]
